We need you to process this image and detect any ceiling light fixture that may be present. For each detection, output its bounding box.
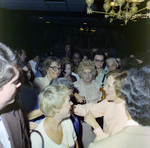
[120,23,125,26]
[39,17,43,19]
[85,0,150,24]
[79,26,84,31]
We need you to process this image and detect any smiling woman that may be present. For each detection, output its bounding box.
[74,59,102,148]
[33,56,61,94]
[74,69,129,142]
[30,85,78,148]
[75,59,101,103]
[59,57,77,82]
[92,50,107,87]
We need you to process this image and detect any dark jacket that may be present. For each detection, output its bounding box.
[0,101,30,148]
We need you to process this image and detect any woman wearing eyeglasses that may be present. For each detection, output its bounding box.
[92,50,107,87]
[33,56,61,94]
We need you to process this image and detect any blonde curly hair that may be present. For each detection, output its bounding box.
[78,59,96,79]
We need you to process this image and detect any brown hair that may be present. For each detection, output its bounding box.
[61,57,74,72]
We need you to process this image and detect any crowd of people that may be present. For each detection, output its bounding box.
[0,41,150,148]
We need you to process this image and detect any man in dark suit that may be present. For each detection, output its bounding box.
[0,42,30,148]
[88,67,150,148]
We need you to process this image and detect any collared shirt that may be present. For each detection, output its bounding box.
[125,120,139,127]
[0,116,11,148]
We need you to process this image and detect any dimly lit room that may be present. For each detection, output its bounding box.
[0,0,150,59]
[1,1,150,148]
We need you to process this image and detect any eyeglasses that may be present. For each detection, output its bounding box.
[49,66,62,71]
[94,59,104,63]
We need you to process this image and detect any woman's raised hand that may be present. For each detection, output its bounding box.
[84,111,100,130]
[74,93,86,103]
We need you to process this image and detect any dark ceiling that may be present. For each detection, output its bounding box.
[0,0,121,26]
[0,0,150,58]
[1,0,150,27]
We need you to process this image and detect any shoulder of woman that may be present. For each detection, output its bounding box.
[62,118,72,123]
[101,68,108,74]
[33,77,44,83]
[62,118,74,128]
[30,130,43,148]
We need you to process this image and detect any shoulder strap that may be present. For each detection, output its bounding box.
[102,74,106,85]
[32,130,44,148]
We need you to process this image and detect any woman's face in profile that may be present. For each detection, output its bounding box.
[59,95,73,118]
[104,75,117,102]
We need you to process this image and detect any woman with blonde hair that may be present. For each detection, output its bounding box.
[74,59,102,103]
[74,59,102,148]
[74,70,128,142]
[30,85,78,148]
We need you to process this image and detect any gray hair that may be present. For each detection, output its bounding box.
[106,57,118,65]
[0,42,20,89]
[50,77,74,89]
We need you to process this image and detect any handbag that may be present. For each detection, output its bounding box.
[32,130,44,148]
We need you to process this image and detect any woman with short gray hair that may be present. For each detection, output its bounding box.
[50,77,74,90]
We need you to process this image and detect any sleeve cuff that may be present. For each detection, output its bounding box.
[93,126,103,136]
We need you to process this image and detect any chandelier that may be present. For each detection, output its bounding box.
[86,0,150,24]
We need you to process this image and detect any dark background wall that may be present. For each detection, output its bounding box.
[0,8,149,61]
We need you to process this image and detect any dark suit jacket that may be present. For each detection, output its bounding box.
[0,101,30,148]
[88,125,150,148]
